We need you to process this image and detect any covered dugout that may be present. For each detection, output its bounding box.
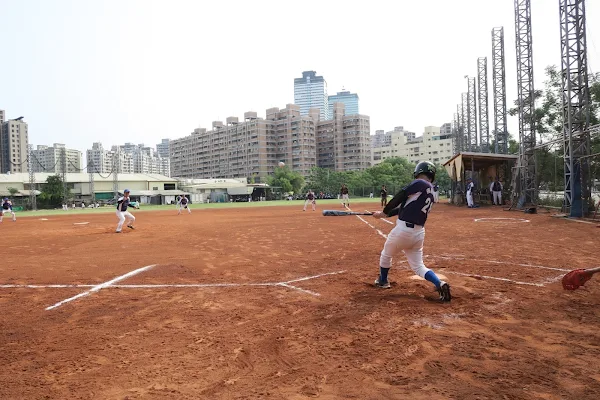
[444,152,518,206]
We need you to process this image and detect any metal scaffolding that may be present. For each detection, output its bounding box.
[560,0,591,217]
[477,57,490,153]
[492,27,509,154]
[453,110,461,154]
[27,144,36,211]
[514,0,537,206]
[466,77,478,151]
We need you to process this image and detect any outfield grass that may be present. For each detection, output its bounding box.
[15,198,376,218]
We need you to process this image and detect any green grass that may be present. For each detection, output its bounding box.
[16,198,377,218]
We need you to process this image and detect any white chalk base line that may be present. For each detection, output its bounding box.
[2,270,347,310]
[45,264,157,310]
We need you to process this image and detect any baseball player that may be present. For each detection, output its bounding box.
[380,185,388,207]
[303,190,316,211]
[115,189,138,233]
[1,198,16,223]
[491,177,503,206]
[340,184,350,208]
[432,182,440,203]
[466,177,475,208]
[371,161,451,302]
[178,195,191,214]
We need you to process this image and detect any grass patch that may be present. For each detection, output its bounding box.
[16,198,377,218]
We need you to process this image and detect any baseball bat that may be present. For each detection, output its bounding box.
[322,210,373,216]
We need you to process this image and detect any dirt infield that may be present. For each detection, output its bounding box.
[1,202,600,399]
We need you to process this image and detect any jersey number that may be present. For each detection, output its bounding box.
[421,197,433,214]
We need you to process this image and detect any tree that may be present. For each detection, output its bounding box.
[434,164,450,192]
[7,187,19,196]
[267,166,304,195]
[39,175,69,208]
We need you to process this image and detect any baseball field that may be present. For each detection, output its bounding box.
[1,201,599,399]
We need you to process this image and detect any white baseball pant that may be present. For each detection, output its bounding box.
[178,205,191,214]
[493,191,502,205]
[116,211,135,231]
[342,194,349,205]
[433,191,439,203]
[466,191,474,207]
[303,199,316,211]
[379,219,431,278]
[0,209,16,222]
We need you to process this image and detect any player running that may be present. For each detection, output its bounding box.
[371,161,451,302]
[178,195,191,215]
[340,184,350,208]
[115,189,138,233]
[1,198,16,223]
[303,190,316,211]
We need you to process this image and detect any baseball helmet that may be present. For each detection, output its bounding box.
[414,161,436,181]
[124,189,130,193]
[2,197,7,201]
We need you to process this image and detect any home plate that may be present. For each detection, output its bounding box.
[410,274,447,281]
[73,222,89,225]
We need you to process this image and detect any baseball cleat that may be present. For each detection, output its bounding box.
[374,277,391,289]
[127,225,135,230]
[437,281,451,302]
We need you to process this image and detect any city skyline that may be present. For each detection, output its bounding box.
[2,1,597,156]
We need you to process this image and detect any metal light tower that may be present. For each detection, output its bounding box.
[461,93,468,152]
[466,76,478,152]
[27,144,36,211]
[453,110,461,154]
[477,57,490,153]
[112,150,119,199]
[88,160,96,204]
[60,147,68,203]
[514,0,537,206]
[492,27,509,154]
[560,0,591,217]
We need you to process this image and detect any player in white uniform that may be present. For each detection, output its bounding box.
[466,177,475,208]
[371,162,451,302]
[303,190,316,211]
[1,198,16,222]
[178,195,192,215]
[115,189,138,233]
[491,177,503,206]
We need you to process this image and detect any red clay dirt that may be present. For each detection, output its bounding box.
[1,202,600,399]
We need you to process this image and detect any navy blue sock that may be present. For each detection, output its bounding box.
[424,270,441,289]
[379,267,390,283]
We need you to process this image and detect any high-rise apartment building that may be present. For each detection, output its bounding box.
[86,142,133,174]
[328,90,359,116]
[294,71,329,120]
[316,103,371,171]
[1,117,29,173]
[170,104,371,180]
[440,122,452,136]
[117,143,170,177]
[371,126,415,148]
[32,143,83,173]
[156,139,170,158]
[0,110,5,125]
[372,126,454,165]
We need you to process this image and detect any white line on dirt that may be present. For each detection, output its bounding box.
[45,264,156,311]
[429,255,571,272]
[278,283,321,297]
[443,271,545,287]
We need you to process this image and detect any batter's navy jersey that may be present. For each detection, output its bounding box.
[2,201,11,210]
[386,179,434,226]
[116,197,132,212]
[180,197,188,205]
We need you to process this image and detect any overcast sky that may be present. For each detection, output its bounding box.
[1,0,599,156]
